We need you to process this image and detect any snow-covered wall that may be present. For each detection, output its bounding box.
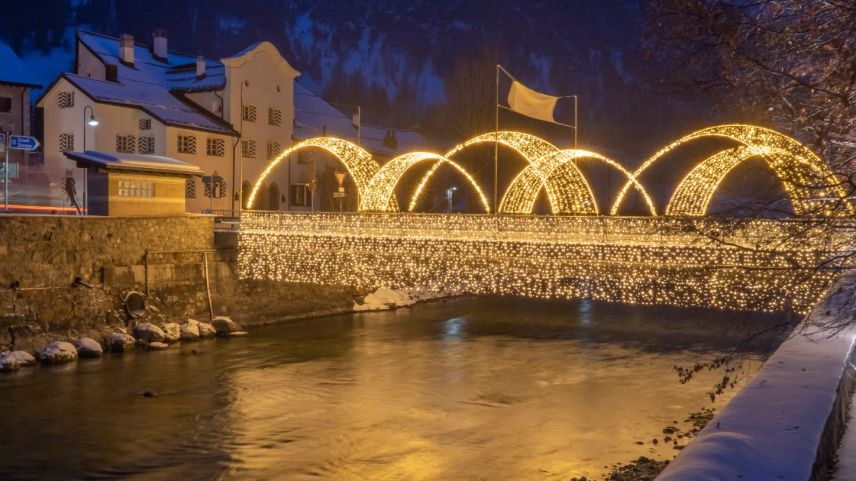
[656,277,856,481]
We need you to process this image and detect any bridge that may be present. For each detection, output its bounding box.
[238,125,854,314]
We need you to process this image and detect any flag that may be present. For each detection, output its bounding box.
[507,80,559,123]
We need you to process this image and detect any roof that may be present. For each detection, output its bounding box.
[61,73,237,135]
[293,80,426,157]
[0,43,41,88]
[63,150,203,176]
[58,30,236,135]
[77,30,225,92]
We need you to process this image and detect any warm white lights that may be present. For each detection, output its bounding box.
[238,212,849,314]
[246,124,850,217]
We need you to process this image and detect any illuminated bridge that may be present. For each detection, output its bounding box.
[238,125,854,314]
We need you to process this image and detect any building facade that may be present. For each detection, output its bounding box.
[0,43,41,172]
[37,29,425,215]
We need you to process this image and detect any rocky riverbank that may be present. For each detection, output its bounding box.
[0,286,459,372]
[0,315,248,371]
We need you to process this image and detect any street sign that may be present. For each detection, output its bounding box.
[10,135,39,151]
[0,133,5,144]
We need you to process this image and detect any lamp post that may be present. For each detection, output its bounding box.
[82,105,98,215]
[446,186,458,213]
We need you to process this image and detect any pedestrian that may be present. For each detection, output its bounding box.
[64,173,81,215]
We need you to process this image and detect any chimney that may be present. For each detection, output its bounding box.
[119,34,134,65]
[152,29,167,61]
[196,56,206,78]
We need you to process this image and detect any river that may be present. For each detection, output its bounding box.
[0,297,787,481]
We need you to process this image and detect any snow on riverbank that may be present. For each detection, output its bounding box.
[657,274,856,481]
[353,287,460,312]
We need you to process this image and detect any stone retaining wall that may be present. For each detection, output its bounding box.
[0,215,355,352]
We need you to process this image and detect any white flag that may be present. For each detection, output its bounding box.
[507,80,559,123]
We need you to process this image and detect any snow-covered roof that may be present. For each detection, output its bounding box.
[64,150,203,176]
[58,30,236,135]
[0,42,41,88]
[61,73,236,135]
[293,80,426,158]
[77,30,225,92]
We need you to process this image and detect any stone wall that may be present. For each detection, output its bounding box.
[0,215,355,352]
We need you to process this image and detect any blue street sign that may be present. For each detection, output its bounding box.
[10,135,39,151]
[0,134,5,144]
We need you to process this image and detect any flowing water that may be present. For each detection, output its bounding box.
[0,297,787,481]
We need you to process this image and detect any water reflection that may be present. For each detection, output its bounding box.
[0,297,787,481]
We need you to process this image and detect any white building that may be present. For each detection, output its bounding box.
[38,29,424,214]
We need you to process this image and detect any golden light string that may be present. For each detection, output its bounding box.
[238,211,851,314]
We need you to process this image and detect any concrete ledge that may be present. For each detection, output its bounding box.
[656,279,856,481]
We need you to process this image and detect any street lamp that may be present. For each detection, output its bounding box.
[446,186,458,213]
[81,105,98,215]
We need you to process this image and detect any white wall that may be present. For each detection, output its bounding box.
[222,42,307,211]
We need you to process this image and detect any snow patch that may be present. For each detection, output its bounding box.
[353,287,458,312]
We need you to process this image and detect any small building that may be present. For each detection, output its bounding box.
[63,151,201,216]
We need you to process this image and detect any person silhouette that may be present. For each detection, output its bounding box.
[64,174,81,215]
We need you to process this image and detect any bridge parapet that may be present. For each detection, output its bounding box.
[239,211,853,313]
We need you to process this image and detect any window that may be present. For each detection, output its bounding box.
[59,133,75,152]
[290,184,311,207]
[58,91,75,109]
[115,135,136,153]
[138,136,155,154]
[206,138,225,157]
[0,97,11,113]
[177,135,196,154]
[203,177,227,198]
[242,105,257,122]
[266,141,281,160]
[242,139,256,158]
[185,178,196,198]
[118,179,154,197]
[139,119,152,130]
[268,107,282,126]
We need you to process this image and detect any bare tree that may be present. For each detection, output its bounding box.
[644,0,856,174]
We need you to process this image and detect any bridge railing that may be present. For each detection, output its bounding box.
[239,210,854,254]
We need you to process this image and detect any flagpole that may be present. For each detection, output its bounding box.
[573,95,578,150]
[494,64,500,215]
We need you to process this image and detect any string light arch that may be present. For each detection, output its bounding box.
[360,152,492,212]
[610,124,851,216]
[246,137,387,210]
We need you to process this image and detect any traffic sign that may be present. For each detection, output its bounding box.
[0,134,5,144]
[10,135,39,151]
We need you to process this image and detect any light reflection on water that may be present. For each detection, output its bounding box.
[0,297,786,481]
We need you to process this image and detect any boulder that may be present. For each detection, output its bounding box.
[39,341,78,364]
[180,320,201,341]
[198,322,216,338]
[212,316,242,336]
[148,342,169,350]
[133,323,165,343]
[9,322,49,355]
[0,352,20,372]
[6,350,36,367]
[110,332,137,353]
[75,338,103,358]
[161,323,181,343]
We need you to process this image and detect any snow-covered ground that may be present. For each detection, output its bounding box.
[657,275,856,481]
[353,287,460,312]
